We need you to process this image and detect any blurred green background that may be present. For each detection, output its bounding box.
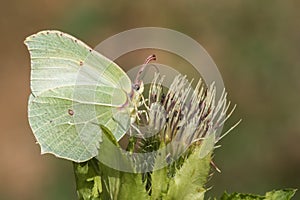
[1,0,299,199]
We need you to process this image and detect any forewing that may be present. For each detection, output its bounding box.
[24,30,132,96]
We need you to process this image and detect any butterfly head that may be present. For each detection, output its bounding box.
[133,80,144,94]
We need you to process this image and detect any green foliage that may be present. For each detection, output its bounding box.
[165,149,211,200]
[74,126,148,200]
[151,166,169,199]
[265,189,297,200]
[74,127,213,200]
[117,173,149,200]
[73,160,102,200]
[220,189,297,200]
[74,159,149,200]
[73,126,297,200]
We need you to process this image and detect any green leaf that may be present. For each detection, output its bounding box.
[74,126,149,200]
[151,144,172,199]
[220,192,264,200]
[87,176,102,197]
[220,189,297,200]
[265,189,297,200]
[199,131,216,158]
[73,126,123,200]
[97,125,136,174]
[118,172,149,200]
[165,146,212,200]
[74,158,120,200]
[151,167,169,199]
[74,159,104,200]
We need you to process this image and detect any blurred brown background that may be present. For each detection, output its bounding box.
[1,0,299,199]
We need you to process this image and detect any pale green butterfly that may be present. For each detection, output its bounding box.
[25,30,155,162]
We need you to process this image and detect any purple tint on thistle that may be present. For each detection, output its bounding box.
[145,73,233,158]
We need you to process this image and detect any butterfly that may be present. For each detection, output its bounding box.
[25,30,155,162]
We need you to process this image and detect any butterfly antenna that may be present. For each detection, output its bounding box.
[134,54,156,85]
[145,54,157,64]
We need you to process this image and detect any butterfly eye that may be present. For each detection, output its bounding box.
[134,84,140,91]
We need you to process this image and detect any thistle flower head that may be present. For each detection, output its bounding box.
[137,72,236,161]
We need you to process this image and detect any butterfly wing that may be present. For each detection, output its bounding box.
[25,30,132,95]
[25,30,132,162]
